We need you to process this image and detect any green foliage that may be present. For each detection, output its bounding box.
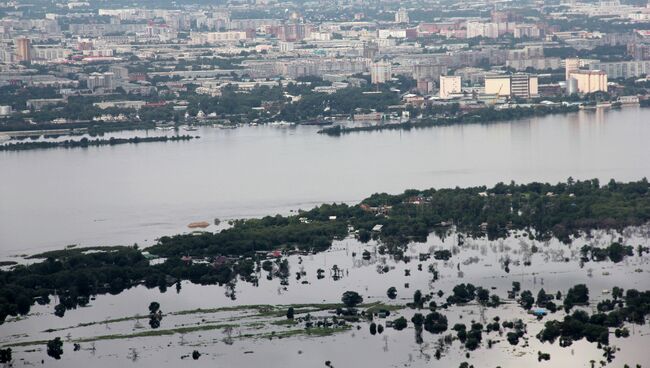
[447,284,476,304]
[387,287,397,299]
[564,284,589,311]
[369,322,377,335]
[321,105,579,135]
[580,243,634,263]
[423,312,448,334]
[393,316,407,330]
[149,210,350,257]
[341,291,363,309]
[0,348,11,363]
[538,351,551,361]
[46,337,63,360]
[1,179,649,323]
[413,290,423,308]
[538,288,650,346]
[507,332,520,345]
[520,290,535,310]
[278,87,399,122]
[433,250,452,261]
[0,135,195,152]
[148,302,160,314]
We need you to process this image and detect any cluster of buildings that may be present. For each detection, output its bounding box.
[1,0,648,121]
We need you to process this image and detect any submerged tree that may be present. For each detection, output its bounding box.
[341,291,363,309]
[46,337,64,360]
[387,287,397,299]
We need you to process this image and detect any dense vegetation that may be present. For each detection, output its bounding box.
[538,289,650,347]
[0,135,196,151]
[580,242,634,263]
[1,178,649,323]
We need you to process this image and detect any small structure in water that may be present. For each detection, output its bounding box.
[188,221,210,229]
[530,308,548,317]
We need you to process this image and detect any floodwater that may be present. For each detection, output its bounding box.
[1,107,649,257]
[2,228,650,367]
[2,107,650,367]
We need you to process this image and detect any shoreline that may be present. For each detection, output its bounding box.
[319,104,581,135]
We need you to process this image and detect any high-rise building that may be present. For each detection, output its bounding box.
[109,65,129,80]
[466,22,499,39]
[513,24,541,39]
[412,64,447,80]
[439,75,461,99]
[370,61,392,84]
[15,37,31,63]
[568,70,607,93]
[588,60,650,79]
[395,8,409,24]
[87,72,115,91]
[510,73,538,99]
[362,42,379,60]
[565,58,580,80]
[277,23,312,42]
[279,41,295,52]
[484,74,538,98]
[627,43,650,61]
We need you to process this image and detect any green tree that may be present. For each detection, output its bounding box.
[341,291,363,309]
[46,337,63,360]
[0,348,11,363]
[148,302,160,314]
[393,316,407,330]
[387,287,397,299]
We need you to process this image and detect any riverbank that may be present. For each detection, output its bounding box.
[318,105,579,135]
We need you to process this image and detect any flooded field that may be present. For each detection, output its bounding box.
[3,227,649,367]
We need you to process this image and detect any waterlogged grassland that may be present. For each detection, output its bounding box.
[3,302,403,348]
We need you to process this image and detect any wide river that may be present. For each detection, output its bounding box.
[1,107,649,256]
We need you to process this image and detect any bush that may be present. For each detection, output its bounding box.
[393,316,407,330]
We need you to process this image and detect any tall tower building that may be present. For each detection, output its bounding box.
[15,37,31,63]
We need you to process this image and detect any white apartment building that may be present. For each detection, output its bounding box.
[439,75,461,99]
[466,22,499,39]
